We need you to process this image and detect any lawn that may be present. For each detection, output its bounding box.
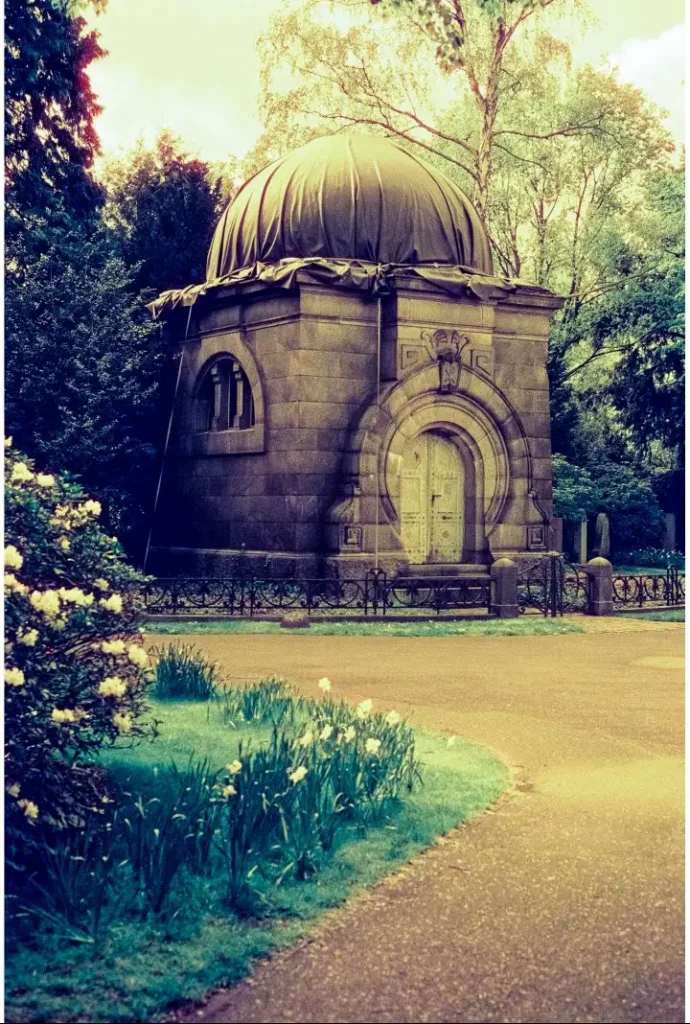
[615,608,685,622]
[5,690,509,1024]
[145,616,583,637]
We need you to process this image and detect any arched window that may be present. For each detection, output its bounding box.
[195,358,256,432]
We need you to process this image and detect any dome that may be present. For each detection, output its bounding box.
[206,134,494,280]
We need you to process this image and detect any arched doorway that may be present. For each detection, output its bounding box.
[400,432,464,564]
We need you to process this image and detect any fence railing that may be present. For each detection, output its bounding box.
[142,569,492,618]
[612,567,685,609]
[518,556,589,617]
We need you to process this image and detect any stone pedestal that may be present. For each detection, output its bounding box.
[584,557,613,616]
[491,557,519,619]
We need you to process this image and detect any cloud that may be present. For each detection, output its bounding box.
[607,23,685,141]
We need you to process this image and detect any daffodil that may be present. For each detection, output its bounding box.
[319,724,334,742]
[30,589,61,618]
[298,729,314,747]
[36,473,55,487]
[99,594,123,614]
[98,676,128,698]
[385,710,401,726]
[10,462,33,484]
[5,574,29,596]
[101,639,126,655]
[288,766,308,785]
[127,644,149,667]
[222,784,237,798]
[51,708,77,724]
[318,677,332,692]
[365,737,382,755]
[112,711,133,734]
[226,759,243,776]
[93,578,110,591]
[356,698,373,719]
[5,667,25,687]
[17,628,38,647]
[17,799,39,820]
[342,725,356,744]
[82,500,102,517]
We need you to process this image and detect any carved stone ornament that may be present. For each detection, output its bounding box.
[420,329,471,393]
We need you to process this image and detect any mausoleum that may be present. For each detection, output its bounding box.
[149,134,563,577]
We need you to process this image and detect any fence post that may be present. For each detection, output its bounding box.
[490,558,519,618]
[584,557,613,616]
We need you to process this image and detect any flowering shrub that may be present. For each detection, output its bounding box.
[4,443,154,828]
[614,548,685,570]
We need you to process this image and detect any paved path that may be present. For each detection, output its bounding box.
[168,627,684,1024]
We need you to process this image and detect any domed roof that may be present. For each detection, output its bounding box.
[206,134,494,280]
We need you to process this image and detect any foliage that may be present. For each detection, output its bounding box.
[614,549,684,571]
[552,454,664,553]
[4,228,165,553]
[5,697,508,1024]
[152,643,219,701]
[103,130,226,296]
[5,0,106,252]
[4,445,154,832]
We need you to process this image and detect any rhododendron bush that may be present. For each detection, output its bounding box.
[4,443,154,828]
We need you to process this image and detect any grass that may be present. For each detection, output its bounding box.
[615,608,685,622]
[6,696,509,1024]
[145,617,583,637]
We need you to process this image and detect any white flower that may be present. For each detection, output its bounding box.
[356,698,373,719]
[4,545,23,570]
[17,628,38,647]
[385,710,401,727]
[10,462,33,484]
[36,473,55,487]
[222,784,237,798]
[342,725,356,744]
[99,594,123,614]
[127,644,149,668]
[365,737,382,756]
[298,729,314,747]
[318,677,332,692]
[5,574,29,596]
[82,500,102,517]
[58,587,94,607]
[52,708,77,724]
[112,711,133,734]
[101,639,126,655]
[30,589,61,618]
[226,759,243,776]
[98,676,127,698]
[288,765,308,785]
[319,724,334,742]
[447,735,457,748]
[5,667,25,687]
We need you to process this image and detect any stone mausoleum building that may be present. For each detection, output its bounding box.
[149,134,563,578]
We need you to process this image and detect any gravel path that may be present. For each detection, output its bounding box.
[165,627,684,1024]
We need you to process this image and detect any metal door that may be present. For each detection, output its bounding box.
[400,432,463,564]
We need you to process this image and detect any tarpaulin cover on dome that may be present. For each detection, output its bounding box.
[149,135,529,318]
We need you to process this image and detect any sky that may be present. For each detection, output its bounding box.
[85,0,685,168]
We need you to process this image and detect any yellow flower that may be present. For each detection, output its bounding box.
[36,473,55,487]
[127,644,149,668]
[59,537,71,552]
[98,676,128,698]
[4,545,23,570]
[319,724,334,742]
[342,725,356,744]
[99,594,123,614]
[5,667,25,687]
[4,436,12,448]
[10,462,33,484]
[17,799,39,820]
[226,759,243,775]
[318,677,332,692]
[385,710,401,727]
[6,783,20,798]
[30,589,61,618]
[5,574,29,596]
[112,711,133,734]
[51,708,77,724]
[365,737,382,756]
[222,784,237,798]
[82,500,102,517]
[93,578,110,591]
[17,627,38,647]
[287,766,308,785]
[298,729,314,747]
[356,698,373,719]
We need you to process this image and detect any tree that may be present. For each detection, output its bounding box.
[103,130,226,296]
[4,229,164,554]
[5,0,106,251]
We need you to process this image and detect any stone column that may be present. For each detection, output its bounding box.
[584,557,613,616]
[491,557,519,619]
[577,520,588,564]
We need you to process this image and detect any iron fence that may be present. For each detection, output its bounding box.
[518,556,588,617]
[142,569,492,618]
[612,566,685,608]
